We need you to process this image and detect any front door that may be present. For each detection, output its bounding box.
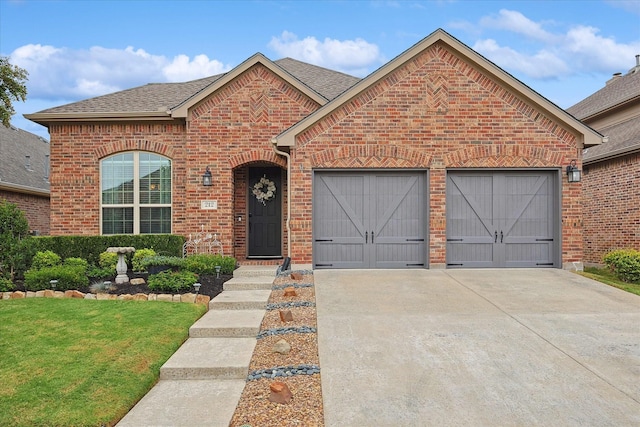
[248,167,282,258]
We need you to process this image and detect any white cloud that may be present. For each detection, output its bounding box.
[268,31,383,76]
[9,44,232,101]
[472,10,640,80]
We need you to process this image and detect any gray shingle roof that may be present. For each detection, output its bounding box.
[0,125,50,193]
[568,65,640,163]
[34,57,360,116]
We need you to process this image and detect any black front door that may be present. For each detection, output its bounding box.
[248,167,282,258]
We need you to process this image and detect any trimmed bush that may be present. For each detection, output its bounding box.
[139,255,185,270]
[603,249,640,284]
[64,257,89,271]
[99,251,118,270]
[183,254,236,275]
[0,277,14,292]
[147,270,198,293]
[132,248,157,272]
[31,250,61,270]
[24,265,89,291]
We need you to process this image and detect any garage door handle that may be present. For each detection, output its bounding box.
[536,238,553,242]
[315,239,333,242]
[371,231,374,244]
[365,231,368,243]
[406,238,425,242]
[495,231,498,243]
[500,231,503,243]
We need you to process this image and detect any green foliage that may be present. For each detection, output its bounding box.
[603,249,640,284]
[24,265,89,291]
[132,248,156,271]
[0,200,30,280]
[0,56,28,128]
[99,251,118,269]
[0,277,14,292]
[87,265,114,280]
[31,250,61,270]
[139,255,185,269]
[147,270,198,293]
[26,234,185,267]
[183,254,236,275]
[64,257,89,271]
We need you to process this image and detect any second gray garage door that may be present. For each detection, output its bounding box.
[313,171,427,269]
[446,170,559,268]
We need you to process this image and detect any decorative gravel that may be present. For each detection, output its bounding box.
[229,270,324,426]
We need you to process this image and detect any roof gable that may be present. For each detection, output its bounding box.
[275,28,603,149]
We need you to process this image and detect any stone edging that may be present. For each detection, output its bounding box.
[0,290,211,307]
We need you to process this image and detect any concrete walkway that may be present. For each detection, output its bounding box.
[316,269,640,426]
[116,266,277,427]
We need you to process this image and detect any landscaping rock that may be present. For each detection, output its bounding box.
[283,287,297,297]
[157,294,173,302]
[181,293,196,303]
[291,272,303,281]
[268,381,293,404]
[11,291,25,299]
[65,290,85,299]
[279,310,294,322]
[130,278,146,285]
[195,294,210,305]
[26,291,36,298]
[43,290,54,298]
[53,291,64,298]
[84,293,96,299]
[133,293,148,301]
[35,290,45,297]
[272,339,291,355]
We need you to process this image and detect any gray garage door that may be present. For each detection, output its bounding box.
[446,171,559,268]
[314,171,427,269]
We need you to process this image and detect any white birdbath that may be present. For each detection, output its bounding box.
[107,247,135,284]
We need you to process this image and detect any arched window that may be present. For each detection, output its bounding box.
[101,152,171,234]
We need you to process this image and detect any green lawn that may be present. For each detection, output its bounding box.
[0,298,206,427]
[579,266,640,296]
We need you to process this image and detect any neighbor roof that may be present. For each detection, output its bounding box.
[25,56,360,126]
[0,125,50,196]
[568,64,640,164]
[274,28,604,149]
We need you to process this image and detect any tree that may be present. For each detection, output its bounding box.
[0,200,30,280]
[0,56,28,128]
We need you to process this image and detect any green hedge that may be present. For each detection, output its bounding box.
[24,235,185,269]
[148,271,198,293]
[183,254,236,275]
[24,265,89,291]
[603,249,640,284]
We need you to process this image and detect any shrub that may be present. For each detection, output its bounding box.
[0,277,14,292]
[603,249,640,284]
[31,250,61,270]
[99,251,118,270]
[139,255,185,270]
[147,270,198,293]
[132,248,157,272]
[64,257,89,271]
[24,265,89,291]
[183,254,236,275]
[87,265,114,280]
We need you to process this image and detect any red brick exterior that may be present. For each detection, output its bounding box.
[0,191,50,235]
[47,46,586,268]
[289,43,583,267]
[583,152,640,264]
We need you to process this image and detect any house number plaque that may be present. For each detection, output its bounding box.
[201,200,218,210]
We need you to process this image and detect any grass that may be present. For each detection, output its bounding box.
[0,298,206,427]
[579,266,640,296]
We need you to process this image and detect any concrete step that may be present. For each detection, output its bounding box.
[189,309,265,338]
[115,379,245,427]
[233,265,279,278]
[224,275,274,291]
[209,289,271,311]
[160,337,256,380]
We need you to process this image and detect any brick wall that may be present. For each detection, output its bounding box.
[583,152,640,264]
[0,191,50,235]
[290,43,583,266]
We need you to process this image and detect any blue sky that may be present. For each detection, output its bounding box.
[1,0,639,140]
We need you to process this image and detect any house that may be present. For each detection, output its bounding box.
[567,56,640,265]
[0,124,50,235]
[25,29,604,270]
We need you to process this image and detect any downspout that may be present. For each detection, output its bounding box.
[271,138,292,258]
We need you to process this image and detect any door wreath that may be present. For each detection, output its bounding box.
[252,175,276,205]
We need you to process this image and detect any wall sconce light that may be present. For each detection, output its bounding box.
[566,160,581,183]
[202,166,213,187]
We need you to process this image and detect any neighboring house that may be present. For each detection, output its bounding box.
[25,29,604,270]
[567,56,640,265]
[0,124,50,235]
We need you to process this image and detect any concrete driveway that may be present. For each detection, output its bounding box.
[315,269,640,426]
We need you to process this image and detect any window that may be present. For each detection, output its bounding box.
[101,152,171,234]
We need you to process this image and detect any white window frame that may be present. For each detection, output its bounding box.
[100,152,172,235]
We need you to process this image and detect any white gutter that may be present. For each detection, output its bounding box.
[271,138,292,258]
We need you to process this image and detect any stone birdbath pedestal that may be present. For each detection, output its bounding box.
[107,247,135,284]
